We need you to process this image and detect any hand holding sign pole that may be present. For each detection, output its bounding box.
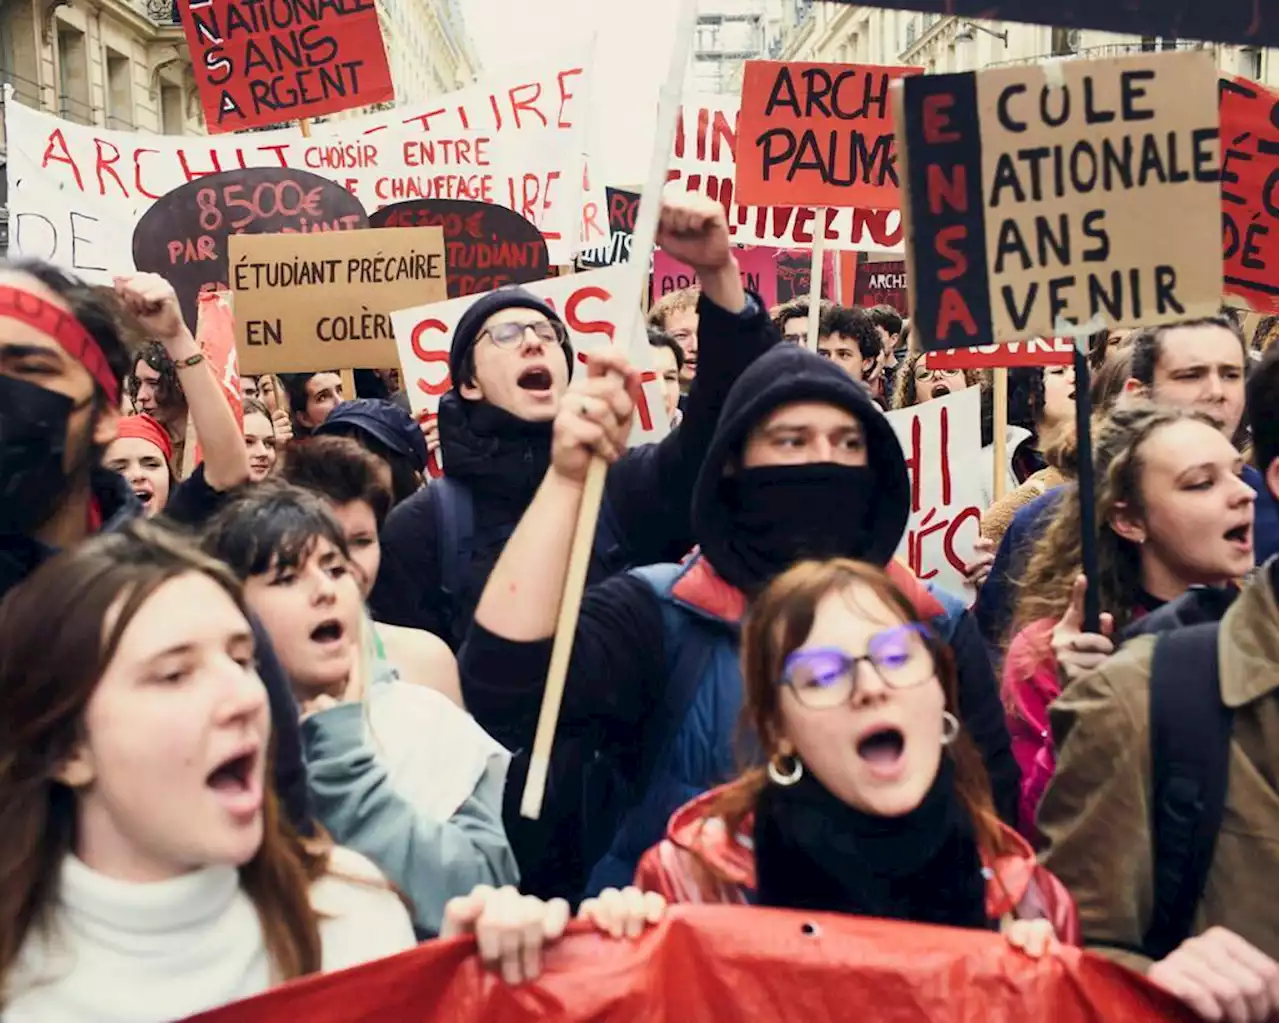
[519,0,701,821]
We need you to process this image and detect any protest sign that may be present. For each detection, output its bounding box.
[1219,75,1279,315]
[188,290,243,470]
[926,337,1075,370]
[186,907,1190,1023]
[885,386,982,595]
[132,167,368,330]
[231,225,445,374]
[853,258,908,312]
[735,62,916,210]
[370,199,550,298]
[897,50,1223,351]
[391,265,668,452]
[578,187,641,268]
[652,246,778,309]
[181,0,393,133]
[670,94,904,252]
[776,248,835,305]
[815,1,1274,47]
[4,73,584,276]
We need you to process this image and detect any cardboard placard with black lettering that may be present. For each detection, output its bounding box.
[230,225,445,374]
[1219,75,1279,315]
[369,199,550,299]
[896,50,1222,351]
[577,187,640,269]
[816,1,1274,48]
[735,61,918,209]
[133,167,368,331]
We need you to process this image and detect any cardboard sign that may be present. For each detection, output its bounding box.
[1220,75,1279,315]
[370,199,550,298]
[391,265,668,452]
[816,1,1276,48]
[578,187,640,269]
[651,246,778,309]
[926,337,1075,370]
[897,51,1223,350]
[670,94,903,252]
[885,386,983,595]
[4,61,588,276]
[854,258,908,312]
[231,225,445,374]
[131,166,368,330]
[735,62,917,210]
[182,0,393,133]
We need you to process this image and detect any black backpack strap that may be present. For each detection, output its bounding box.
[1142,622,1234,961]
[431,477,474,643]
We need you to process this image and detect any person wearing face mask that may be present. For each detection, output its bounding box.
[1003,404,1256,840]
[634,558,1076,954]
[462,343,1018,902]
[369,194,779,653]
[204,483,520,937]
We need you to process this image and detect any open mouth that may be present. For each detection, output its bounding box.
[310,618,345,645]
[1224,523,1251,546]
[133,488,154,508]
[856,727,905,767]
[207,751,255,794]
[930,383,950,400]
[517,367,553,392]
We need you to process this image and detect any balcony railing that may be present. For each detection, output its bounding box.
[985,39,1209,68]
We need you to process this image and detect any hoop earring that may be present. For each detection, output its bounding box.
[767,752,803,786]
[941,711,961,747]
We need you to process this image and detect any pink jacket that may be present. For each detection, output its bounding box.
[1002,619,1061,845]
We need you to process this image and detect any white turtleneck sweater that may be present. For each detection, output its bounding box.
[3,847,416,1022]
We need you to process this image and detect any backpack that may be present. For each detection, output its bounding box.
[1141,620,1235,962]
[432,475,627,646]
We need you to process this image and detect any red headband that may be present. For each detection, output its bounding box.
[0,285,120,406]
[115,413,174,464]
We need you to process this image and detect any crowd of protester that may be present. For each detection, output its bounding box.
[0,191,1275,1022]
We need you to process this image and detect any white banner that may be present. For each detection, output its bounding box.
[884,386,983,598]
[391,265,667,472]
[670,94,904,254]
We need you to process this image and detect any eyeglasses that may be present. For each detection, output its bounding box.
[480,320,567,348]
[914,365,964,382]
[779,624,936,710]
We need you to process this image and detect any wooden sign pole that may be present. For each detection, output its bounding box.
[806,210,826,352]
[992,367,1009,503]
[520,0,700,821]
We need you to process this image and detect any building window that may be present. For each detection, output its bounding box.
[1050,28,1079,56]
[56,23,92,125]
[1240,47,1264,80]
[160,82,183,134]
[105,49,133,129]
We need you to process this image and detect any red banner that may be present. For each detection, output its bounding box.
[1220,75,1279,315]
[927,337,1076,370]
[182,0,394,134]
[185,907,1196,1023]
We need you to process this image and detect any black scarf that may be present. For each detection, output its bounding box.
[436,392,552,507]
[715,464,879,594]
[753,756,991,930]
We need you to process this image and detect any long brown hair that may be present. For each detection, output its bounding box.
[891,351,982,410]
[706,559,1010,864]
[1010,403,1223,644]
[0,521,325,1002]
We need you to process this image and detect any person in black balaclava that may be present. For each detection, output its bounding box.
[461,341,1018,904]
[0,258,314,840]
[369,193,778,651]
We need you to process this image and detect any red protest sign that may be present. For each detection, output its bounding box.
[734,61,918,210]
[854,259,908,313]
[926,337,1076,370]
[1220,75,1279,315]
[182,0,394,134]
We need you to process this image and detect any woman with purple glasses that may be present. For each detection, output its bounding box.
[635,558,1078,950]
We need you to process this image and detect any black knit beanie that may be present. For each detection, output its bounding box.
[448,286,572,390]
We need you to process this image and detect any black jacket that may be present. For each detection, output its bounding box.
[370,291,779,648]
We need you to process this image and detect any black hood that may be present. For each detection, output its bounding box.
[692,344,910,584]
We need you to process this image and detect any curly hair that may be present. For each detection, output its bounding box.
[1010,402,1223,642]
[770,295,834,338]
[818,305,880,360]
[891,351,981,410]
[127,340,183,414]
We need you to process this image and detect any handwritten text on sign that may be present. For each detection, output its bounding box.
[926,336,1075,370]
[671,94,903,252]
[183,0,393,133]
[898,50,1223,350]
[885,386,982,596]
[231,225,446,375]
[735,61,917,209]
[1219,75,1279,314]
[391,265,668,455]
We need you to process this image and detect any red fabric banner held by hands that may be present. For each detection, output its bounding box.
[181,0,394,134]
[185,907,1197,1022]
